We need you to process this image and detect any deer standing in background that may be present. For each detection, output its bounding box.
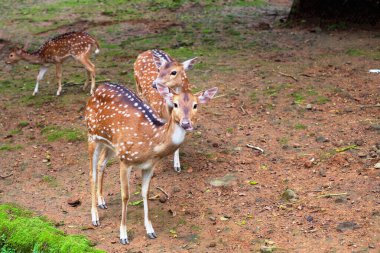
[134,49,197,172]
[6,31,99,96]
[85,82,217,244]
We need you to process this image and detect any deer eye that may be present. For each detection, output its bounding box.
[173,103,178,108]
[10,54,13,57]
[171,71,177,76]
[193,104,198,109]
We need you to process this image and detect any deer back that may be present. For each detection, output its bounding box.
[85,83,168,162]
[35,31,99,62]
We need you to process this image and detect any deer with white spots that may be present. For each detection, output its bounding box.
[6,31,99,96]
[85,82,217,244]
[134,49,197,172]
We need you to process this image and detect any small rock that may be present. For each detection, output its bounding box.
[369,150,377,158]
[319,169,327,177]
[358,152,367,158]
[208,242,217,248]
[306,215,313,222]
[292,143,301,148]
[281,189,297,201]
[374,162,380,169]
[260,246,275,253]
[306,104,312,110]
[209,216,216,221]
[209,174,236,187]
[316,136,329,143]
[67,197,81,207]
[159,195,167,203]
[354,139,364,146]
[304,159,313,168]
[368,244,375,249]
[336,221,359,232]
[335,197,347,203]
[212,143,219,148]
[172,186,181,193]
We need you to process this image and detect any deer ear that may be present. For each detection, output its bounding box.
[182,57,197,70]
[152,49,170,69]
[156,83,173,105]
[197,87,218,104]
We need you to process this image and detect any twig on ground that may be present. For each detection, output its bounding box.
[278,71,298,81]
[156,186,169,199]
[0,173,13,179]
[240,105,247,115]
[358,103,380,108]
[246,144,264,153]
[148,194,160,200]
[317,192,347,198]
[213,94,227,99]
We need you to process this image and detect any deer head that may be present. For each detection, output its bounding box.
[156,83,218,131]
[6,48,24,64]
[152,49,197,89]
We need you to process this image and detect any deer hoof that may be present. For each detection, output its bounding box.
[92,220,100,226]
[147,232,157,239]
[98,204,107,209]
[174,167,181,173]
[119,238,129,245]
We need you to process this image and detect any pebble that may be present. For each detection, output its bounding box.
[282,189,297,201]
[316,136,329,143]
[208,242,217,248]
[159,195,167,203]
[358,152,367,158]
[172,186,181,193]
[374,162,380,169]
[209,216,216,221]
[354,139,364,146]
[67,197,81,207]
[319,169,326,177]
[336,221,359,232]
[306,215,313,222]
[306,104,312,110]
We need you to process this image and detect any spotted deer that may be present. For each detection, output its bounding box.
[134,49,197,172]
[85,82,217,244]
[6,31,99,96]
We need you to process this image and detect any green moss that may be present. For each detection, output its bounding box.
[0,145,23,151]
[291,92,305,105]
[41,126,85,142]
[17,121,29,128]
[0,204,104,253]
[41,175,58,188]
[346,49,364,56]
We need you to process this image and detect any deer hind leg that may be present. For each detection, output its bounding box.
[89,141,102,226]
[119,162,132,244]
[78,56,96,95]
[97,147,113,209]
[173,149,181,172]
[55,63,63,96]
[141,168,157,239]
[33,66,48,96]
[83,70,91,92]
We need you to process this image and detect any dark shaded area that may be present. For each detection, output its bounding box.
[289,0,380,25]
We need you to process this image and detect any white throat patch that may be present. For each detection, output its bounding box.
[171,124,186,145]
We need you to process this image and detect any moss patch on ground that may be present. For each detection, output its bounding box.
[0,204,104,253]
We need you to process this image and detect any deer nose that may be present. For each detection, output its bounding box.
[180,119,193,131]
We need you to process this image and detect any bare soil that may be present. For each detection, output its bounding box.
[0,1,379,252]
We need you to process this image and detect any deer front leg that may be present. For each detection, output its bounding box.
[90,142,102,226]
[55,63,63,96]
[33,66,48,96]
[141,168,156,239]
[173,149,181,172]
[119,162,132,244]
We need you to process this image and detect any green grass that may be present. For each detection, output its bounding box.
[346,49,365,56]
[294,123,307,130]
[0,144,23,151]
[0,204,104,253]
[42,175,58,187]
[18,121,29,128]
[41,126,85,142]
[291,92,305,105]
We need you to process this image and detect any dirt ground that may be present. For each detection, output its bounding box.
[0,1,379,252]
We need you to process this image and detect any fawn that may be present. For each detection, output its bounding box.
[6,31,99,96]
[85,82,217,244]
[134,49,197,172]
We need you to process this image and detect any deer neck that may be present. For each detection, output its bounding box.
[153,117,186,157]
[20,51,44,64]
